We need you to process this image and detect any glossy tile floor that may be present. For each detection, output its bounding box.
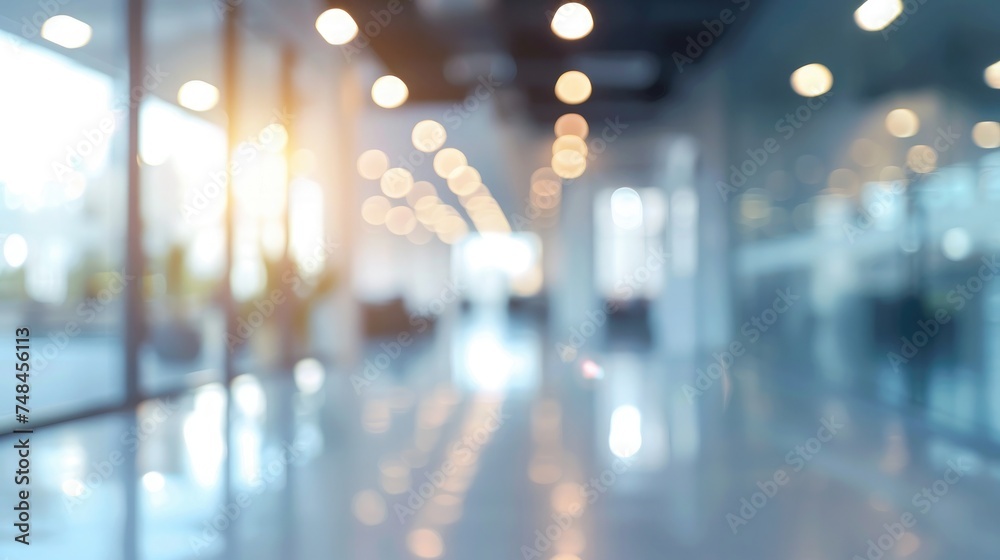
[4,311,1000,560]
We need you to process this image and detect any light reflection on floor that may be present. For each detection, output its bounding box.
[3,312,1000,560]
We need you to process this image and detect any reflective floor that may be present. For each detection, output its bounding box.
[5,310,1000,560]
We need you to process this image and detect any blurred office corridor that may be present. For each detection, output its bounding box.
[3,0,1000,558]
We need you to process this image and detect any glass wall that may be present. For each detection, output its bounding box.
[0,0,127,426]
[140,0,227,394]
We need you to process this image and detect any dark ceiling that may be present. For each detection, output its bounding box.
[333,0,768,123]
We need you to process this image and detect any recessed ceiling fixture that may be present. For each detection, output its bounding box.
[555,71,592,105]
[854,0,903,32]
[790,63,833,97]
[315,8,358,45]
[885,108,919,138]
[985,61,1000,89]
[371,76,408,109]
[177,80,219,112]
[551,2,594,40]
[41,15,92,49]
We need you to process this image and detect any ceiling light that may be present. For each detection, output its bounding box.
[554,113,589,139]
[41,15,92,49]
[177,80,219,112]
[552,150,586,179]
[357,149,389,180]
[854,0,903,32]
[361,196,392,225]
[553,135,588,158]
[371,76,408,109]
[315,8,358,45]
[972,121,1000,149]
[790,63,833,97]
[385,207,417,236]
[381,168,414,198]
[985,61,1000,89]
[885,108,919,138]
[433,148,467,178]
[555,71,592,105]
[446,166,482,196]
[412,120,447,152]
[551,2,594,40]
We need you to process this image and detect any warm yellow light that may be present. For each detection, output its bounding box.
[552,150,586,179]
[854,0,903,31]
[412,120,447,152]
[906,145,937,174]
[459,184,491,207]
[972,121,1000,148]
[555,71,592,105]
[177,80,219,112]
[315,8,358,45]
[414,197,441,223]
[885,108,919,138]
[361,196,392,225]
[381,168,414,198]
[433,148,467,178]
[41,15,92,49]
[385,206,417,235]
[407,181,437,205]
[985,61,1000,89]
[790,63,833,97]
[372,76,408,109]
[446,166,482,196]
[551,2,594,40]
[357,149,389,180]
[554,113,589,139]
[553,135,588,158]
